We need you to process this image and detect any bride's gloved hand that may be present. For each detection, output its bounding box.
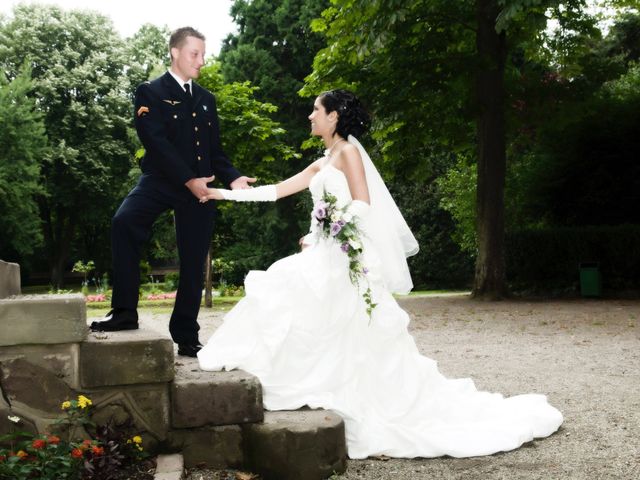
[200,188,224,202]
[345,199,371,219]
[201,185,277,203]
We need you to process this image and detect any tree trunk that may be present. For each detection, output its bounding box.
[204,247,213,308]
[473,0,508,300]
[42,202,76,289]
[49,223,75,288]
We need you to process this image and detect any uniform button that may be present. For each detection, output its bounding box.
[194,126,198,132]
[192,112,196,117]
[173,114,177,119]
[208,122,211,126]
[197,155,202,161]
[196,141,200,146]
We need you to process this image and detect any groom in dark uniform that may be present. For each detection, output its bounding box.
[90,27,255,357]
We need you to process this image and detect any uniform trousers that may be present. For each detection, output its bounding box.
[110,174,215,345]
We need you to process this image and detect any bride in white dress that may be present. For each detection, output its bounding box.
[197,89,563,459]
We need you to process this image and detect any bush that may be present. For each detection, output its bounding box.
[163,272,179,291]
[390,179,475,290]
[506,224,640,294]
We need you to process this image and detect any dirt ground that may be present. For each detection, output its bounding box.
[95,294,640,479]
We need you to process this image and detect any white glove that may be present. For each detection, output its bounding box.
[345,199,371,219]
[218,185,277,202]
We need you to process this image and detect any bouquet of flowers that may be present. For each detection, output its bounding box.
[312,191,377,318]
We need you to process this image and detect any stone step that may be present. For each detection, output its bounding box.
[0,260,20,299]
[81,329,174,388]
[168,424,244,471]
[0,294,87,346]
[1,329,174,445]
[154,453,185,480]
[244,409,347,480]
[169,362,347,478]
[171,358,263,428]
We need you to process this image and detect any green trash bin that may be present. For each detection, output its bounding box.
[579,262,602,297]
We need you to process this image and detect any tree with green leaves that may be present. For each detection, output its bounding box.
[303,0,604,298]
[197,61,303,280]
[0,4,135,286]
[0,67,47,262]
[511,8,640,228]
[220,0,330,149]
[215,1,333,278]
[124,24,171,100]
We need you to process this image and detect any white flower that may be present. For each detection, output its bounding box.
[348,238,362,250]
[330,212,341,222]
[7,415,21,423]
[342,212,353,223]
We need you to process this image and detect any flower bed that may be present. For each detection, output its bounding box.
[1,395,153,479]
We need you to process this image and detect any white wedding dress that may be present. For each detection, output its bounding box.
[198,156,563,459]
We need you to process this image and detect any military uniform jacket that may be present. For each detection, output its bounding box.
[134,71,241,192]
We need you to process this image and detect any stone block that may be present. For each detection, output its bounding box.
[0,260,20,299]
[0,362,71,436]
[80,329,174,387]
[0,358,170,444]
[244,410,347,480]
[172,359,263,428]
[155,453,184,478]
[0,343,81,390]
[0,356,76,413]
[168,425,243,469]
[88,383,171,444]
[0,294,87,346]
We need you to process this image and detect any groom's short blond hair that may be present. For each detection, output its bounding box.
[169,27,206,60]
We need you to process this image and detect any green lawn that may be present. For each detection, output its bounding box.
[23,284,467,318]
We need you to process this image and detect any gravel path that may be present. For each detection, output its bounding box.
[91,295,640,479]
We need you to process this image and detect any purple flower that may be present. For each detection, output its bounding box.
[312,200,329,221]
[340,243,349,252]
[330,222,343,236]
[362,267,369,274]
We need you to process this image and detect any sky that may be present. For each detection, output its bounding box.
[0,0,238,56]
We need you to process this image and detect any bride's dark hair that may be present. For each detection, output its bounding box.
[319,89,370,139]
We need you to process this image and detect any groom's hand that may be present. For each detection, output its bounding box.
[230,176,257,190]
[185,176,215,199]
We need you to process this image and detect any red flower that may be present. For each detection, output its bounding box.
[0,455,6,462]
[91,446,104,456]
[32,439,46,449]
[71,448,84,459]
[47,435,61,445]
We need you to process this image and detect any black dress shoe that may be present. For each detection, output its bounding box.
[177,343,203,357]
[90,309,139,332]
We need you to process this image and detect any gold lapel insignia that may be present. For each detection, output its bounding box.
[162,99,182,105]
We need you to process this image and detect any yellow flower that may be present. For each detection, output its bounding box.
[132,435,142,444]
[77,395,92,409]
[61,401,72,410]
